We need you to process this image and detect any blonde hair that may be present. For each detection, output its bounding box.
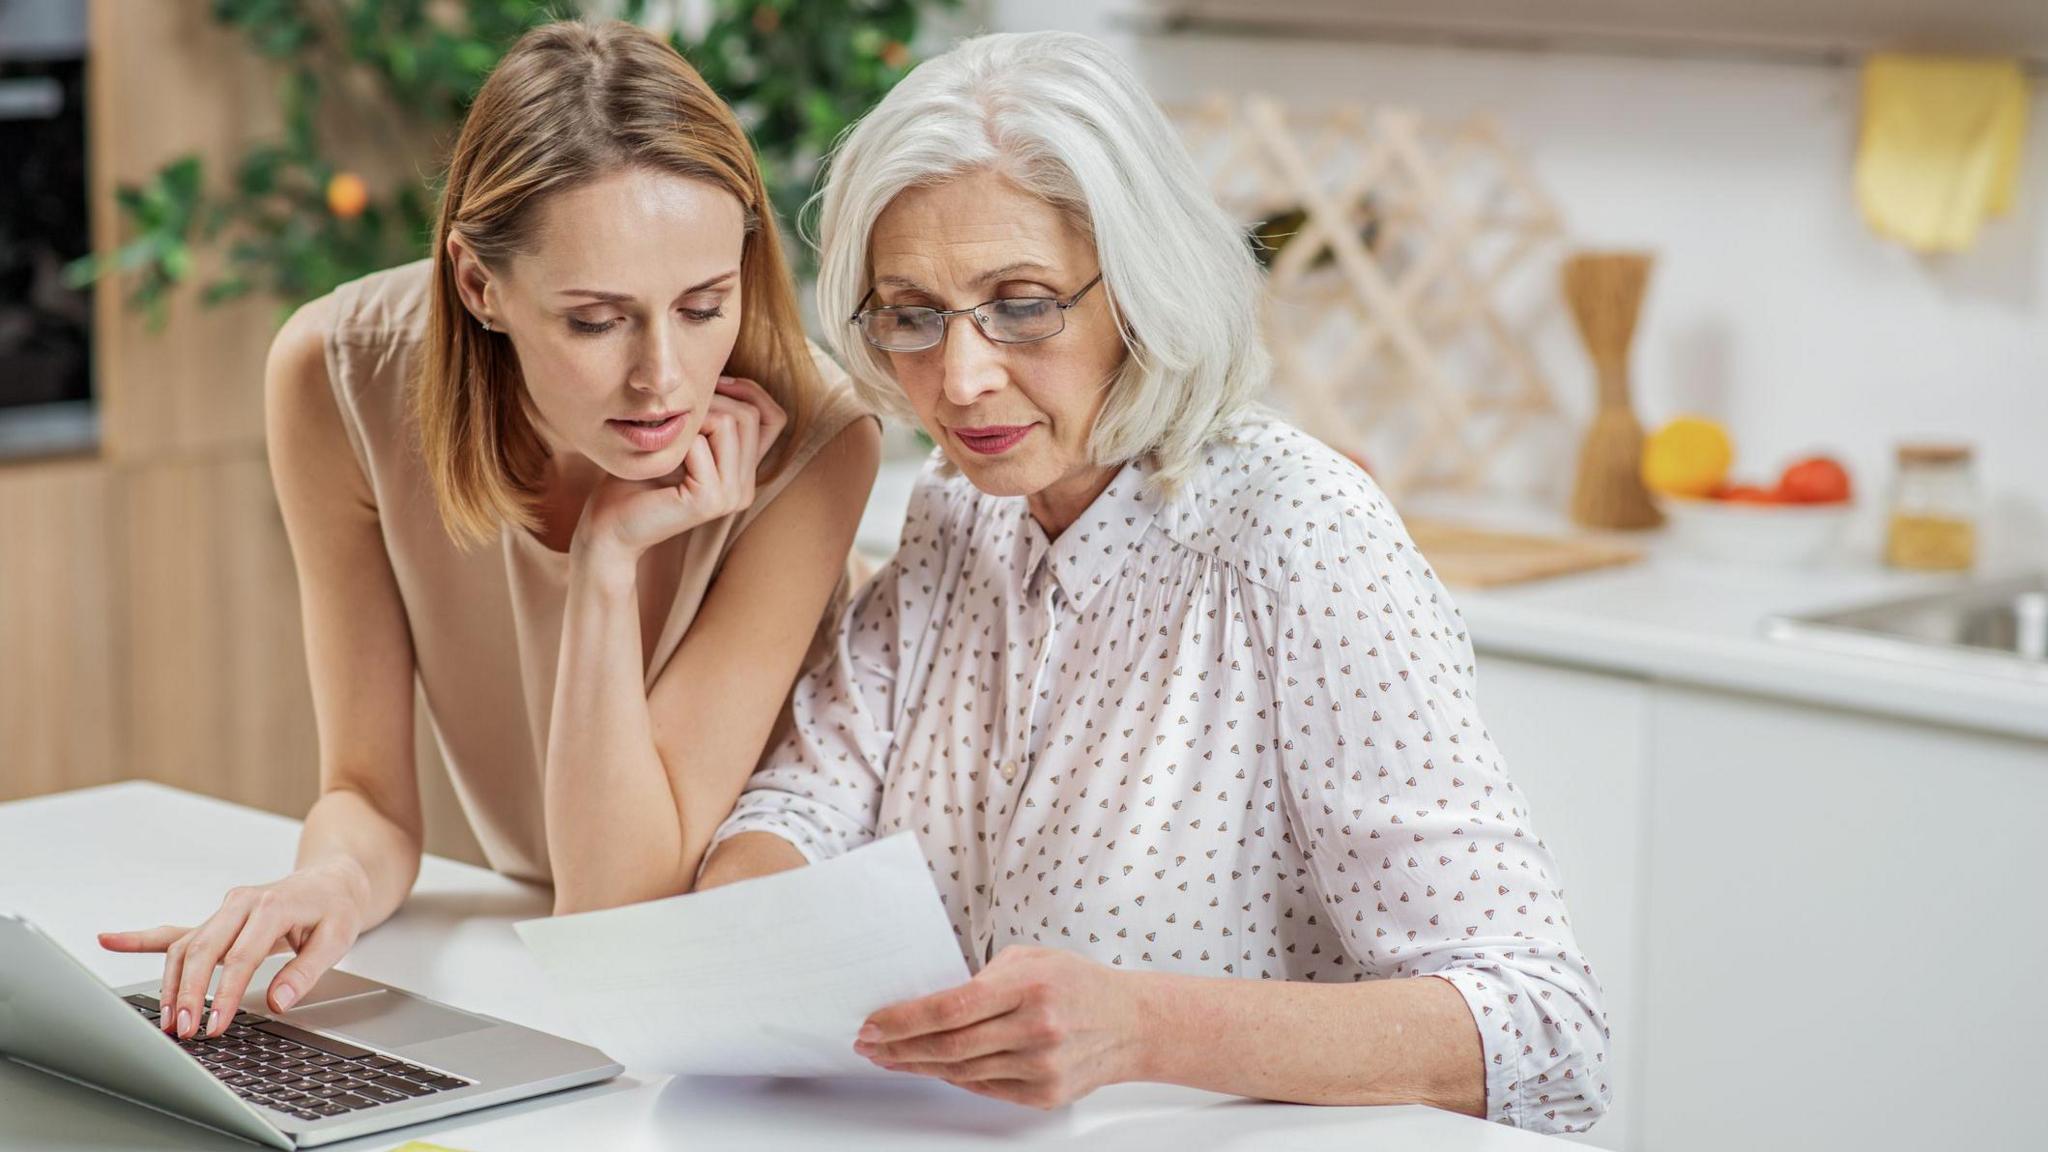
[416,18,817,547]
[813,31,1268,490]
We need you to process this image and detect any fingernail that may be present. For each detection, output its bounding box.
[159,1007,169,1030]
[273,984,296,1011]
[857,1023,880,1042]
[177,1009,191,1037]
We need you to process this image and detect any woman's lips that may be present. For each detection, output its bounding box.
[952,424,1035,456]
[608,412,685,452]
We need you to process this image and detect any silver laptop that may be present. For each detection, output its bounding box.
[0,912,622,1148]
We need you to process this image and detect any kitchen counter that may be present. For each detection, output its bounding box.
[857,456,2048,743]
[1449,550,2048,742]
[1394,491,2048,742]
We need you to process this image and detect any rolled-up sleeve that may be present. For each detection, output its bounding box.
[1255,486,1611,1134]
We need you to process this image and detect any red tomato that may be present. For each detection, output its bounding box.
[1778,457,1853,504]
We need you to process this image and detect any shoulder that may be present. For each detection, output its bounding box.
[264,289,344,444]
[265,289,376,514]
[267,291,336,390]
[1157,413,1414,593]
[771,407,882,518]
[326,258,433,347]
[744,342,881,531]
[268,259,435,459]
[274,259,432,432]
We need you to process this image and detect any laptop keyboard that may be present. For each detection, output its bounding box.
[123,994,473,1124]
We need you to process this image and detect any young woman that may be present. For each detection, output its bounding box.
[100,19,880,1042]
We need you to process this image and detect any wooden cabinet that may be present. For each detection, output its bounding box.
[0,460,118,802]
[116,453,316,816]
[111,450,483,863]
[0,1,492,868]
[86,0,283,462]
[0,448,486,865]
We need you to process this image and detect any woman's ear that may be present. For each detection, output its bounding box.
[445,234,495,327]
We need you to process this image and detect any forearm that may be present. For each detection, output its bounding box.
[293,785,421,933]
[1132,970,1485,1115]
[543,551,689,913]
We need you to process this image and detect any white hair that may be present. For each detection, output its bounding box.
[811,30,1270,489]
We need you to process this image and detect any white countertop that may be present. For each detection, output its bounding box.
[0,782,1573,1152]
[859,457,2048,742]
[1404,493,2048,743]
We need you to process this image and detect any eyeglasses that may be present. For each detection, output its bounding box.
[849,273,1104,352]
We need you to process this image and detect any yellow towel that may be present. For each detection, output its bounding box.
[1854,53,2030,253]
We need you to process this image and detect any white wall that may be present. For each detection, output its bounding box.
[979,2,2048,565]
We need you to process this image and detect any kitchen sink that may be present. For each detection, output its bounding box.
[1764,574,2048,684]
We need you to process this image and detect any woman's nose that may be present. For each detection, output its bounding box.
[630,319,683,396]
[939,312,1007,406]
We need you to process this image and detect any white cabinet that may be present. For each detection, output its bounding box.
[1639,684,2047,1152]
[1476,652,2048,1152]
[1478,656,1651,1151]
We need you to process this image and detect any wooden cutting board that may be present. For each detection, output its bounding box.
[1404,517,1643,588]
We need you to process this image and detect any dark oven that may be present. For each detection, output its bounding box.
[0,0,93,458]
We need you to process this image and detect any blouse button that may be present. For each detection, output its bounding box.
[999,759,1018,782]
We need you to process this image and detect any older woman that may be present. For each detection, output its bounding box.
[697,31,1608,1134]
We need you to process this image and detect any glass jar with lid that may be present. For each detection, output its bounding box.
[1885,443,1978,571]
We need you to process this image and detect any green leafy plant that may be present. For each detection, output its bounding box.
[68,0,956,328]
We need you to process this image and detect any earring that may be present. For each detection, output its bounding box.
[479,317,493,332]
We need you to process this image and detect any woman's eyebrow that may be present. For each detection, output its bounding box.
[873,263,1056,295]
[555,269,738,303]
[970,261,1055,286]
[678,269,738,296]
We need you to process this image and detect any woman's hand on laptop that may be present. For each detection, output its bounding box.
[98,856,372,1040]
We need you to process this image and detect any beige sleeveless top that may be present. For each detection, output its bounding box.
[322,259,873,883]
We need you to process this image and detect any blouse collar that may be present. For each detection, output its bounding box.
[1015,455,1163,611]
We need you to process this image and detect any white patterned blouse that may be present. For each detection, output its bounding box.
[712,413,1610,1133]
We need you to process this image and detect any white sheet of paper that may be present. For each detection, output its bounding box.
[512,833,970,1077]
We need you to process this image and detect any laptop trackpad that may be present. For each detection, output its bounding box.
[285,990,493,1050]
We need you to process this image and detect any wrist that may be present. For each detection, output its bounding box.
[308,854,375,923]
[568,536,639,598]
[1122,969,1178,1085]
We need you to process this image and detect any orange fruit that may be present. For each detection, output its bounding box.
[326,172,368,221]
[1778,456,1852,504]
[1642,417,1734,498]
